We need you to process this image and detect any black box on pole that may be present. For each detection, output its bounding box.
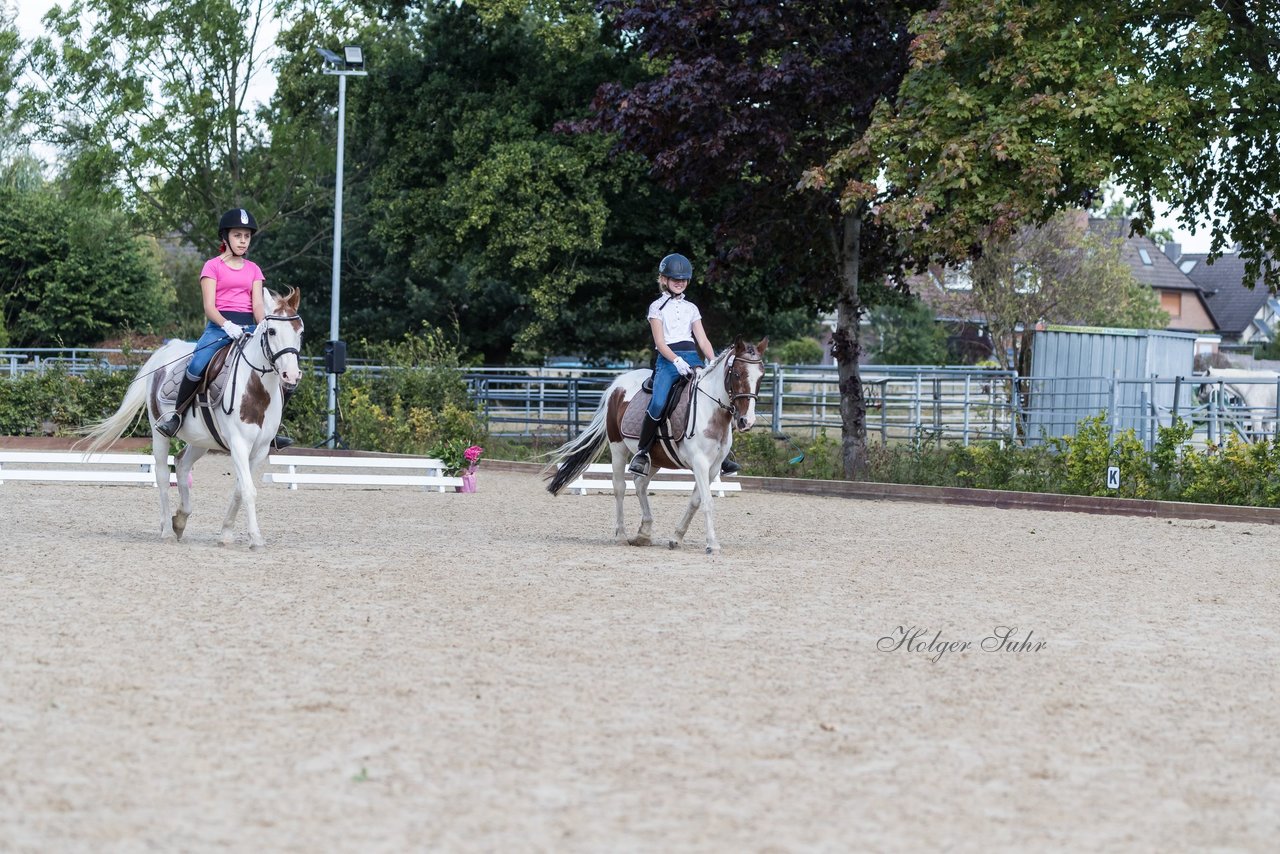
[324,339,347,374]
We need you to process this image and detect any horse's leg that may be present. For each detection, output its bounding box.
[221,439,264,549]
[630,472,655,546]
[669,454,709,550]
[153,430,174,541]
[171,444,208,541]
[610,441,629,544]
[673,459,719,555]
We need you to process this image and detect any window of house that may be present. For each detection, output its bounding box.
[1138,248,1153,265]
[1160,291,1182,319]
[1180,260,1197,274]
[1013,263,1040,294]
[941,262,973,291]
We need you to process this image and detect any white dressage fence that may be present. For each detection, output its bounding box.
[261,454,462,491]
[0,451,734,495]
[566,463,741,498]
[0,451,179,485]
[0,451,463,491]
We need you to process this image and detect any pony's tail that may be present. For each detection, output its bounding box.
[543,390,612,496]
[77,353,162,455]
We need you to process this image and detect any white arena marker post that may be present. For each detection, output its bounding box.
[1106,466,1120,490]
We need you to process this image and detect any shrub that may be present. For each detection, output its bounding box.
[0,324,486,455]
[772,338,825,365]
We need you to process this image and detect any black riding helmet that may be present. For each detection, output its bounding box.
[659,253,693,280]
[218,208,258,254]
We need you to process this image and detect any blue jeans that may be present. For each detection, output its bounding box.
[187,320,256,380]
[648,349,702,419]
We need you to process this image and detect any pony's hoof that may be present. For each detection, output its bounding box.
[669,540,680,550]
[628,536,651,547]
[171,512,188,540]
[250,542,266,552]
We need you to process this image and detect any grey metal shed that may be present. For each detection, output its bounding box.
[1025,325,1199,443]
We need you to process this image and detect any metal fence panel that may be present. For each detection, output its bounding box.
[4,346,1269,449]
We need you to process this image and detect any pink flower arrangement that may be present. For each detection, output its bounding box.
[464,445,484,472]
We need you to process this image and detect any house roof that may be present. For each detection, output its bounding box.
[1088,217,1219,329]
[1180,251,1269,337]
[1088,218,1205,293]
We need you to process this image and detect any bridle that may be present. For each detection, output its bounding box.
[724,353,763,410]
[220,312,304,414]
[690,349,763,433]
[255,312,304,375]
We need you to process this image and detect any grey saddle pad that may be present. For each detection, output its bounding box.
[159,346,232,408]
[620,379,696,440]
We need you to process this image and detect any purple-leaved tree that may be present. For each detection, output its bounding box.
[578,0,928,477]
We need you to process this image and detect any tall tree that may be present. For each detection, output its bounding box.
[0,3,26,169]
[579,0,927,477]
[856,0,1280,291]
[22,0,320,255]
[266,1,712,362]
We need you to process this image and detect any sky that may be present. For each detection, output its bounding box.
[12,0,1217,253]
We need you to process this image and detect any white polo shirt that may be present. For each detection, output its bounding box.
[647,294,702,348]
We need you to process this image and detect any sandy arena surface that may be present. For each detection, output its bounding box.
[1,458,1278,852]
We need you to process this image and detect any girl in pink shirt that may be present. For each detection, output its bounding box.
[156,209,291,448]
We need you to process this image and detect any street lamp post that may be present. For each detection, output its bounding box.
[318,45,368,448]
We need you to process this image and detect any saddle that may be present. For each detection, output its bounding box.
[621,374,695,440]
[158,345,234,410]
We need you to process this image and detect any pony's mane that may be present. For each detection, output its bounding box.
[708,347,734,370]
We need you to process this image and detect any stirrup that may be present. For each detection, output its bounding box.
[156,412,182,438]
[628,451,651,476]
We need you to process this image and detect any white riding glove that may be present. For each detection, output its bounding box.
[672,356,692,378]
[221,320,245,339]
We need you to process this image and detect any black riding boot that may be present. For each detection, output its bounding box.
[720,451,741,476]
[629,414,661,476]
[156,373,201,438]
[271,386,295,451]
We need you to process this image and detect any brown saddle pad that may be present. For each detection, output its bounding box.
[159,345,233,408]
[621,378,696,440]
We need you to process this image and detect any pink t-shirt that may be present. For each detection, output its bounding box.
[201,256,264,313]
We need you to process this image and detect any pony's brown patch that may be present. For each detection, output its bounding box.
[702,408,731,443]
[240,372,270,427]
[606,387,627,443]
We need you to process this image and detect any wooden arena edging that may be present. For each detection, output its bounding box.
[485,458,1280,526]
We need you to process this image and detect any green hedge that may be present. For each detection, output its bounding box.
[735,414,1280,507]
[0,327,487,456]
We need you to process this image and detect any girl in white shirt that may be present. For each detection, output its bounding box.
[629,253,739,477]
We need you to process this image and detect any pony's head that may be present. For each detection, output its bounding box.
[261,288,304,390]
[725,337,769,432]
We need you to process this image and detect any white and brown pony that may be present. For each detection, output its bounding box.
[81,288,304,549]
[545,338,768,555]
